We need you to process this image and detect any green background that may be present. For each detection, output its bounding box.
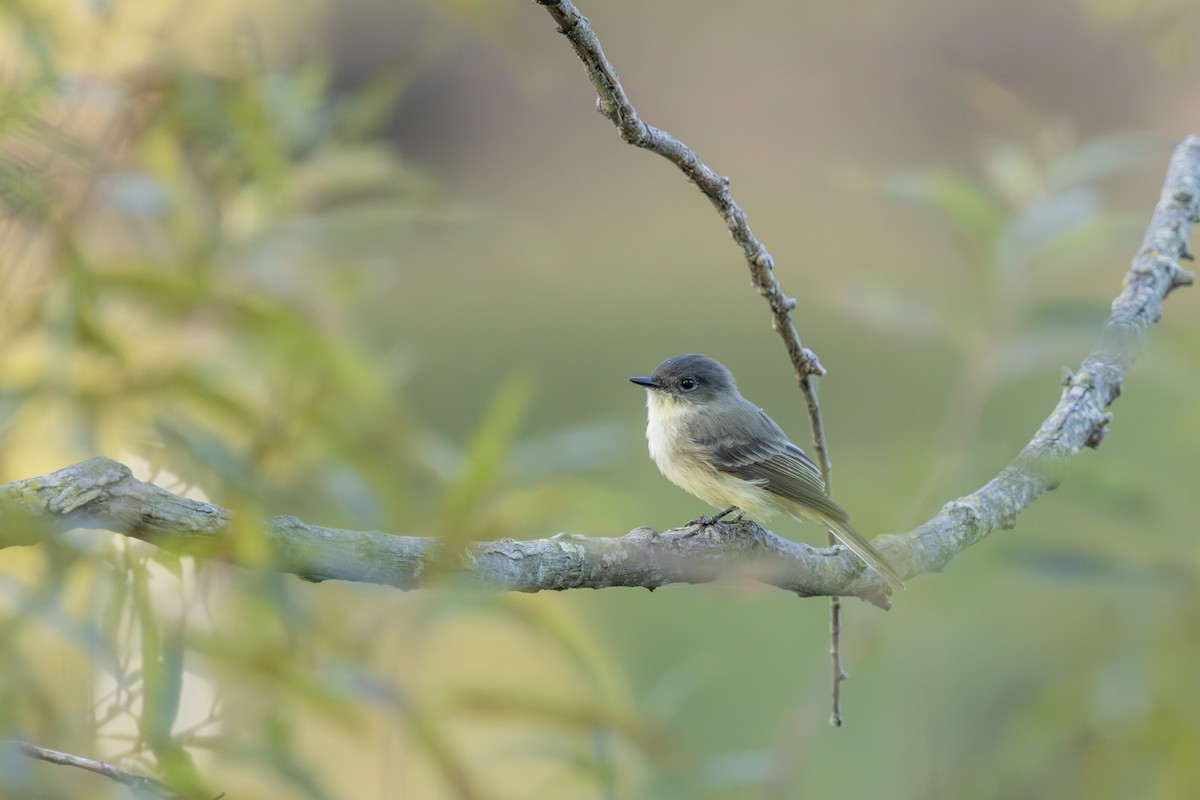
[1,0,1198,797]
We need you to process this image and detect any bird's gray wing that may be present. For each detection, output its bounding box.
[691,406,850,523]
[693,404,905,589]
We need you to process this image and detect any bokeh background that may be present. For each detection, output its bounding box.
[1,0,1198,798]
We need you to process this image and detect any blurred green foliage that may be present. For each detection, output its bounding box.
[875,129,1156,514]
[0,3,650,798]
[1,0,1198,799]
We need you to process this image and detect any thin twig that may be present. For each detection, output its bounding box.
[827,593,844,726]
[533,0,831,445]
[534,0,850,718]
[5,740,180,797]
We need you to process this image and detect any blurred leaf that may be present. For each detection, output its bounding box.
[497,595,628,700]
[1011,547,1194,588]
[405,704,488,800]
[1045,133,1159,191]
[286,144,438,213]
[884,169,1005,241]
[995,330,1103,378]
[153,548,184,582]
[437,372,533,541]
[188,631,364,729]
[318,460,381,524]
[1021,297,1108,331]
[0,157,52,218]
[1080,0,1200,68]
[259,64,333,157]
[0,570,119,673]
[836,284,945,337]
[995,188,1102,276]
[132,562,180,750]
[508,421,627,480]
[88,268,208,312]
[883,169,1004,269]
[98,552,132,668]
[2,2,58,80]
[223,717,338,800]
[448,687,675,762]
[96,170,171,218]
[154,416,255,488]
[334,66,411,140]
[698,749,775,793]
[982,138,1042,207]
[167,371,264,430]
[1020,213,1142,275]
[0,388,24,432]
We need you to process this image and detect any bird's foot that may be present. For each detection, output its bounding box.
[681,506,742,537]
[689,505,741,527]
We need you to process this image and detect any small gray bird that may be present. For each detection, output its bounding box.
[630,354,904,589]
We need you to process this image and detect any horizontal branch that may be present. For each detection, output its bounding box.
[0,137,1195,610]
[0,456,893,607]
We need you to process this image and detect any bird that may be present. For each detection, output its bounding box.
[629,353,904,589]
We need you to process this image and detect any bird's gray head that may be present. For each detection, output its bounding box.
[629,354,738,404]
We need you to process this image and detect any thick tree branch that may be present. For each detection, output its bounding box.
[0,456,894,607]
[2,138,1196,609]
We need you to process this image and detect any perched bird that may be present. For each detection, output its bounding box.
[630,354,904,589]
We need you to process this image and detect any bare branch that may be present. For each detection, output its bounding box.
[875,135,1198,578]
[0,0,1195,623]
[531,0,1198,721]
[535,0,857,706]
[3,137,1196,609]
[533,0,834,478]
[0,456,894,608]
[4,740,183,798]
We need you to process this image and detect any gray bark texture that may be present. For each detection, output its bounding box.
[0,135,1195,609]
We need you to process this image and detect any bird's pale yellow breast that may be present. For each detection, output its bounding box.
[644,392,777,517]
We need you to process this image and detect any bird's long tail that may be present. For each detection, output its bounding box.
[821,516,905,591]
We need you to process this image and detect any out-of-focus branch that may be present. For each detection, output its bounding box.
[4,740,188,798]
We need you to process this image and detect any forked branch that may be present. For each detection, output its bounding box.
[1,135,1195,607]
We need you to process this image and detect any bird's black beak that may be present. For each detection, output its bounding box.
[629,376,660,389]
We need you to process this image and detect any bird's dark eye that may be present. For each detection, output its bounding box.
[680,377,698,391]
